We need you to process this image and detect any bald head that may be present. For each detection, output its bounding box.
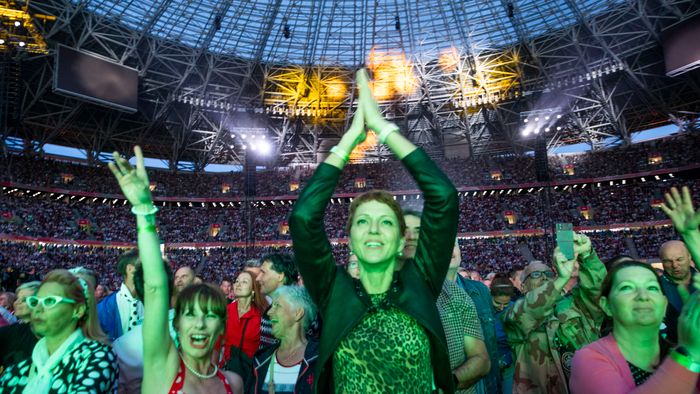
[659,241,692,282]
[174,266,196,293]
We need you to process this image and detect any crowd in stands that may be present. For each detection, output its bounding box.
[0,224,681,296]
[3,178,698,244]
[2,133,699,198]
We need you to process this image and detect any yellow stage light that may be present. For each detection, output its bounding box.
[367,47,418,100]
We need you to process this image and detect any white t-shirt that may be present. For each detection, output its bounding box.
[113,309,176,394]
[263,352,301,394]
[115,283,144,335]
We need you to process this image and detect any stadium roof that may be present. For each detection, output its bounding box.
[3,0,700,170]
[79,0,619,66]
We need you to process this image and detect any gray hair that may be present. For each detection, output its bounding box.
[16,281,41,294]
[271,285,317,332]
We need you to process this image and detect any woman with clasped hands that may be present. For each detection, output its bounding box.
[289,69,459,393]
[108,147,243,394]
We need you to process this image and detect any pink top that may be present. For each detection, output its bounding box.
[570,334,699,394]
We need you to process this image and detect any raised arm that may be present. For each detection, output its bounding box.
[660,186,700,272]
[502,249,575,338]
[108,147,175,371]
[289,94,367,307]
[357,69,458,296]
[570,234,606,322]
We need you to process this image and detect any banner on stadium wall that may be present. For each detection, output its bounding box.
[279,221,289,235]
[355,178,366,189]
[579,206,592,220]
[289,181,300,192]
[503,210,517,224]
[564,164,575,175]
[648,153,663,165]
[77,219,91,230]
[60,173,75,184]
[209,223,221,237]
[221,183,231,194]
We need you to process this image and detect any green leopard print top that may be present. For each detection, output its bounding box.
[332,292,432,393]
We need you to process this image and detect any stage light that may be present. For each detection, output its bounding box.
[0,39,4,44]
[556,126,562,131]
[19,41,26,47]
[544,127,550,132]
[14,21,21,27]
[258,140,272,154]
[535,117,539,121]
[545,116,550,120]
[523,118,528,123]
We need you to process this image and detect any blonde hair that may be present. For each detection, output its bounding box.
[41,269,108,344]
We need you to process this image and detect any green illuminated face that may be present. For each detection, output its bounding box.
[602,266,667,328]
[268,295,301,340]
[492,295,511,312]
[30,282,82,338]
[403,215,421,259]
[349,201,405,267]
[177,299,224,359]
[660,244,692,282]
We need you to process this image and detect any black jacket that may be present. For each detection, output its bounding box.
[251,340,319,394]
[289,148,459,393]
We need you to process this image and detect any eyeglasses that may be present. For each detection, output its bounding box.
[526,271,555,281]
[26,296,76,310]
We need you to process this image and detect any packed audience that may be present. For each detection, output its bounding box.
[2,133,698,197]
[3,179,698,244]
[0,224,680,295]
[1,129,699,392]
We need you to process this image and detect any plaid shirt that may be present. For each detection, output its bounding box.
[437,279,484,394]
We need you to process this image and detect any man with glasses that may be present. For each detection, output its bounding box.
[500,234,607,394]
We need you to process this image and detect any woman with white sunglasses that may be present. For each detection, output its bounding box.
[0,269,117,393]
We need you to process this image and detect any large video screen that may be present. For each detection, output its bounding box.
[662,15,700,77]
[54,45,139,113]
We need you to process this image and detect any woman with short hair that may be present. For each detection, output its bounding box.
[0,270,117,393]
[0,281,41,371]
[251,285,318,393]
[289,69,458,393]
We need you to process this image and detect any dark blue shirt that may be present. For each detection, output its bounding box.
[456,276,501,394]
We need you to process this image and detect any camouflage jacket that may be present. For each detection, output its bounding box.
[501,251,606,394]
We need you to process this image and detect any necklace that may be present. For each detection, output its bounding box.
[277,343,306,365]
[179,352,218,379]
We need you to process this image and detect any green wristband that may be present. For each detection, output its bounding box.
[671,350,700,373]
[131,205,159,216]
[330,146,350,162]
[137,224,157,234]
